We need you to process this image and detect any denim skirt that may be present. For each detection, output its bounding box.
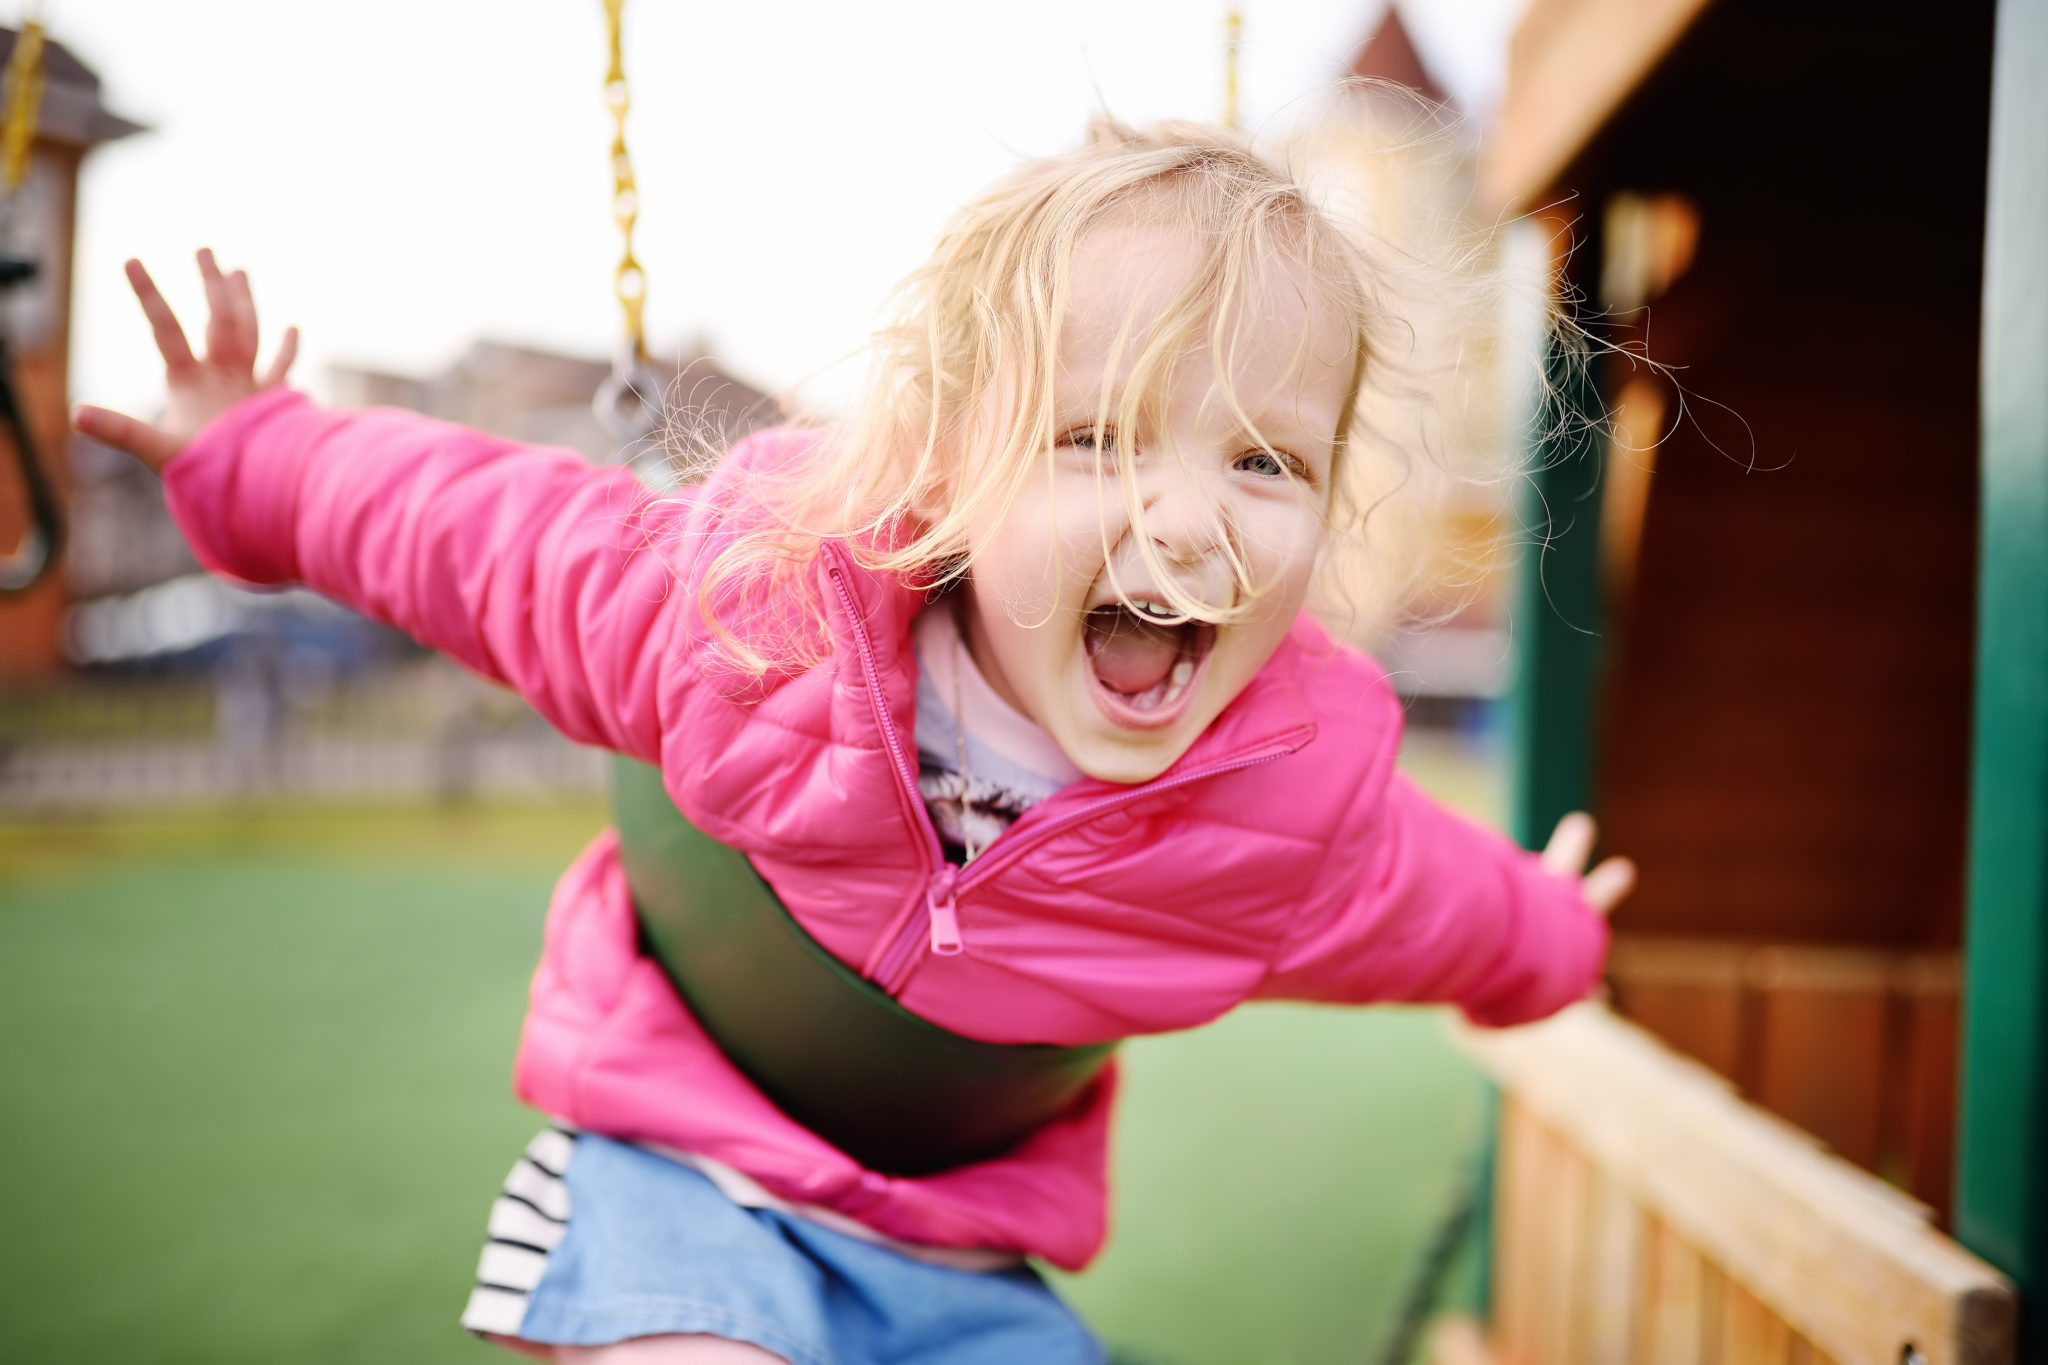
[459,1129,1104,1365]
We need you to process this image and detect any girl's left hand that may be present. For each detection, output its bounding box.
[1542,811,1636,916]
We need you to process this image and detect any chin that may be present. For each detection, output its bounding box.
[1068,737,1187,786]
[1055,684,1212,784]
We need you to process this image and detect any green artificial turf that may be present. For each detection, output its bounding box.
[0,737,1496,1363]
[0,811,591,1364]
[1050,1007,1486,1365]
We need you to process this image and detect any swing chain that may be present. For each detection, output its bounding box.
[593,0,666,454]
[2,14,42,193]
[1222,8,1242,132]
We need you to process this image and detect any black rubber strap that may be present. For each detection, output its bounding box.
[0,321,62,595]
[611,756,1116,1175]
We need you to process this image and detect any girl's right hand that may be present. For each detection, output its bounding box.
[71,249,299,474]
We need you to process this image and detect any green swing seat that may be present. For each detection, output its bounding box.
[610,756,1117,1176]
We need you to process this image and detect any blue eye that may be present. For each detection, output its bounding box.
[1236,450,1286,477]
[1059,425,1120,458]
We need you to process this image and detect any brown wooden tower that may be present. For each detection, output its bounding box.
[0,28,139,677]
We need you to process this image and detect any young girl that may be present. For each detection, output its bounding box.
[77,120,1632,1365]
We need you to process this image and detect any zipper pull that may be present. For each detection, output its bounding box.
[926,864,963,956]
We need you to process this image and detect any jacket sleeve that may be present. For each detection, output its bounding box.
[1257,770,1610,1027]
[162,388,680,761]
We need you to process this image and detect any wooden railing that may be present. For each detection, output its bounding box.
[1434,1004,2013,1365]
[1605,936,1961,1221]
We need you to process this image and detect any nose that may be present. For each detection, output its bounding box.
[1136,454,1227,570]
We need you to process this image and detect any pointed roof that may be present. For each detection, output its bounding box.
[1351,8,1449,107]
[0,27,144,148]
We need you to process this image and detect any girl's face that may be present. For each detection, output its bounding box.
[956,221,1357,784]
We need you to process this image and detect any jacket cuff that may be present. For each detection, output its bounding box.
[162,387,314,586]
[1463,872,1612,1028]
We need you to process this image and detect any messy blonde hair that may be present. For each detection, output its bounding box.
[692,117,1429,676]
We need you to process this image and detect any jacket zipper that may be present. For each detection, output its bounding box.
[828,564,952,987]
[873,731,1309,994]
[829,557,1314,995]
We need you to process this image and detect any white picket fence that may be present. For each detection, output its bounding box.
[0,657,606,812]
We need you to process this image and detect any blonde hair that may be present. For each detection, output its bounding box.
[689,117,1430,676]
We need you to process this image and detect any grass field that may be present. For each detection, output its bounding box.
[0,738,1495,1363]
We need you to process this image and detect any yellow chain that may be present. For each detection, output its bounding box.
[601,0,646,361]
[1222,8,1241,132]
[1,17,45,194]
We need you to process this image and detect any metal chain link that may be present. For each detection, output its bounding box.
[1222,8,1242,132]
[592,0,667,460]
[1,15,43,193]
[601,0,644,360]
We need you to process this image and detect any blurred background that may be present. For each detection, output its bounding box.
[3,0,2035,1362]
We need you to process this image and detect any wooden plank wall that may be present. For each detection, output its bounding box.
[1605,936,1961,1221]
[1584,1,1992,958]
[1442,1006,2013,1365]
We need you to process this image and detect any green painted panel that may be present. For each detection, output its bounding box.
[1489,296,1608,1333]
[1506,325,1608,850]
[1957,0,2048,1345]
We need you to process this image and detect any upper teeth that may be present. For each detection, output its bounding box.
[1131,601,1177,621]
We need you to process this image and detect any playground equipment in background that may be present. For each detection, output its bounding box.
[0,16,59,593]
[0,25,137,668]
[1435,0,2046,1360]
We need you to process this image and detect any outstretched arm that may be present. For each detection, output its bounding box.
[1259,775,1633,1026]
[75,253,677,761]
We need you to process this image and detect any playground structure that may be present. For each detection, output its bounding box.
[1432,0,2046,1361]
[0,25,135,672]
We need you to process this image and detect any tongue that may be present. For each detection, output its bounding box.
[1085,607,1181,695]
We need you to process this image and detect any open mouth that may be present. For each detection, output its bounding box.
[1082,600,1215,729]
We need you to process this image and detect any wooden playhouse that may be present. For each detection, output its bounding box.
[1435,0,2047,1361]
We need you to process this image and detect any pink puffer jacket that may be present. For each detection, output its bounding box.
[166,389,1608,1270]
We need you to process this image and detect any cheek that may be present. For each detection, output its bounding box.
[1234,500,1326,608]
[973,479,1112,619]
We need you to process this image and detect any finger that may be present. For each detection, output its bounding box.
[72,403,185,472]
[124,259,197,371]
[260,325,300,388]
[197,248,247,368]
[1581,857,1637,915]
[1541,811,1597,876]
[229,268,260,367]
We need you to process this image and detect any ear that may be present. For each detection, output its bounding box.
[903,422,976,529]
[906,463,954,526]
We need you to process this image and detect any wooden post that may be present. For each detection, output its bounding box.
[1506,263,1607,850]
[1957,0,2048,1356]
[1473,219,1611,1340]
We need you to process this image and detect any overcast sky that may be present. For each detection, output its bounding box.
[61,0,1526,417]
